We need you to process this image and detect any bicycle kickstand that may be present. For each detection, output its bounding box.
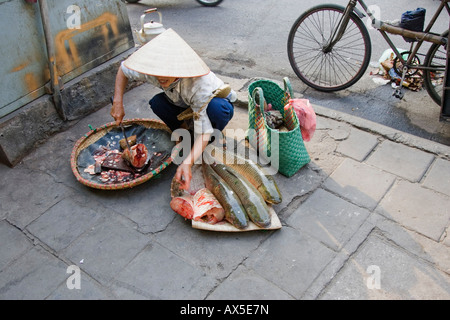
[392,66,408,100]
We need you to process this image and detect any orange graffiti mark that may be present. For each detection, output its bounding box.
[11,62,29,73]
[55,12,119,75]
[24,73,40,98]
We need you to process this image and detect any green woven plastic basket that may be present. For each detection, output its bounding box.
[247,78,310,177]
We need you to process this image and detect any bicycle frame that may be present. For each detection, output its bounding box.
[332,0,449,72]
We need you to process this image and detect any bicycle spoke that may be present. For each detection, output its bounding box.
[429,51,446,93]
[302,52,326,82]
[423,33,448,105]
[333,50,361,75]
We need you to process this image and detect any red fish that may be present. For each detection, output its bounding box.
[170,196,194,220]
[192,188,224,224]
[122,143,148,168]
[170,188,224,224]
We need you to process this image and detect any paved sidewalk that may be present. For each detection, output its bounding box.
[1,76,449,301]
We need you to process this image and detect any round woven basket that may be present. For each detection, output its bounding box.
[70,118,181,190]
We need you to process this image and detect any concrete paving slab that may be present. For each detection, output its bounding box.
[422,158,450,197]
[0,220,33,271]
[327,125,351,141]
[377,180,450,241]
[0,166,72,229]
[303,130,344,176]
[323,158,396,210]
[47,271,116,300]
[0,246,68,300]
[207,265,294,300]
[26,197,105,252]
[112,242,217,300]
[336,127,379,161]
[153,217,271,280]
[374,215,450,275]
[287,188,371,251]
[20,131,79,184]
[302,216,378,300]
[272,163,326,215]
[366,140,435,182]
[244,227,336,299]
[83,165,178,234]
[61,214,150,285]
[319,233,450,300]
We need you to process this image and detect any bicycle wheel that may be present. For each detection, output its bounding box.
[423,30,448,106]
[195,0,223,6]
[288,4,371,92]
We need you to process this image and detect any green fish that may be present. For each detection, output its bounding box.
[202,162,248,229]
[211,162,271,228]
[211,148,282,204]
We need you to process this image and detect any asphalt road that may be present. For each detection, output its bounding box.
[124,0,450,145]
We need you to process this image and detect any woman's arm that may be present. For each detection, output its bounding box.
[110,66,129,125]
[175,132,211,190]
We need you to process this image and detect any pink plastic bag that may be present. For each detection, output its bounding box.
[288,99,316,142]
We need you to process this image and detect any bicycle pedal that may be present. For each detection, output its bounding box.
[392,89,404,99]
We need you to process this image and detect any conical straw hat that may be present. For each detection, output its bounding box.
[124,28,210,78]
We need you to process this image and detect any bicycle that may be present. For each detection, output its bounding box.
[287,0,449,105]
[126,0,223,6]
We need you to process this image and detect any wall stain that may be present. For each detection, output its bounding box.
[24,73,40,98]
[11,62,29,73]
[55,12,119,75]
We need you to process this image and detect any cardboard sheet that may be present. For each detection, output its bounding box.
[191,206,282,232]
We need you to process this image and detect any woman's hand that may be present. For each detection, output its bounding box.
[174,133,211,190]
[175,163,192,190]
[110,66,129,125]
[110,100,125,125]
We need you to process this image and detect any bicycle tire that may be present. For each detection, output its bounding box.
[195,0,223,6]
[287,4,372,92]
[423,30,448,106]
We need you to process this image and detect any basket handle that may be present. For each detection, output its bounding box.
[283,77,294,104]
[140,8,162,30]
[251,86,270,156]
[252,87,265,115]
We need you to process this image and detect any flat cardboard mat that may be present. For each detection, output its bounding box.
[192,206,282,232]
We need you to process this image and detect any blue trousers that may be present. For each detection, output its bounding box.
[150,93,234,133]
